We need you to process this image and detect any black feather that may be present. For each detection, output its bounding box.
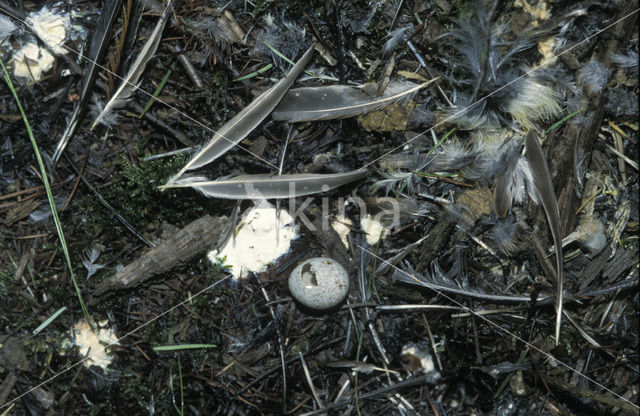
[52,0,123,164]
[118,0,145,75]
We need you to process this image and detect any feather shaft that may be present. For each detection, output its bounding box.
[53,0,123,164]
[392,263,552,304]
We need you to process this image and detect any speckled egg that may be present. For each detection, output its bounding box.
[288,257,349,310]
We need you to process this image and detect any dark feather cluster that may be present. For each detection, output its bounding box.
[421,131,538,215]
[610,50,639,77]
[250,12,310,68]
[441,4,561,130]
[578,58,612,95]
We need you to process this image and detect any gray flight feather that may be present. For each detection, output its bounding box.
[525,131,563,346]
[168,44,315,183]
[272,80,433,123]
[164,170,368,200]
[493,173,512,218]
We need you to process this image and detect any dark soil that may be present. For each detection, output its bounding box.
[0,0,638,415]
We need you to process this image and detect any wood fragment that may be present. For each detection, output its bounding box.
[90,215,228,302]
[603,249,633,284]
[545,376,639,415]
[579,246,613,291]
[416,214,456,271]
[174,44,205,89]
[0,372,18,407]
[4,199,40,226]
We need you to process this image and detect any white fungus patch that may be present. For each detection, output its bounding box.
[401,342,440,380]
[208,201,298,278]
[331,215,352,248]
[67,320,118,369]
[12,42,55,81]
[11,7,69,81]
[26,8,69,55]
[360,214,388,245]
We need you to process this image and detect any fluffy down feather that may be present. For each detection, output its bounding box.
[441,3,561,130]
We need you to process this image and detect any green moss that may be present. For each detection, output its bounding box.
[251,0,282,17]
[189,70,232,122]
[25,330,68,355]
[118,156,199,222]
[119,377,157,414]
[138,320,167,346]
[70,155,204,243]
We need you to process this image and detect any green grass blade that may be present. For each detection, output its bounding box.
[545,110,580,134]
[138,68,172,118]
[170,359,185,416]
[233,63,273,82]
[178,359,184,416]
[153,344,217,352]
[1,59,91,325]
[1,402,15,416]
[427,127,457,155]
[33,306,67,335]
[264,42,318,78]
[493,348,529,398]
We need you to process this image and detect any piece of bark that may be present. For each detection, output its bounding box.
[579,246,613,291]
[4,199,40,226]
[0,372,18,407]
[545,375,639,416]
[90,215,228,302]
[603,249,633,284]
